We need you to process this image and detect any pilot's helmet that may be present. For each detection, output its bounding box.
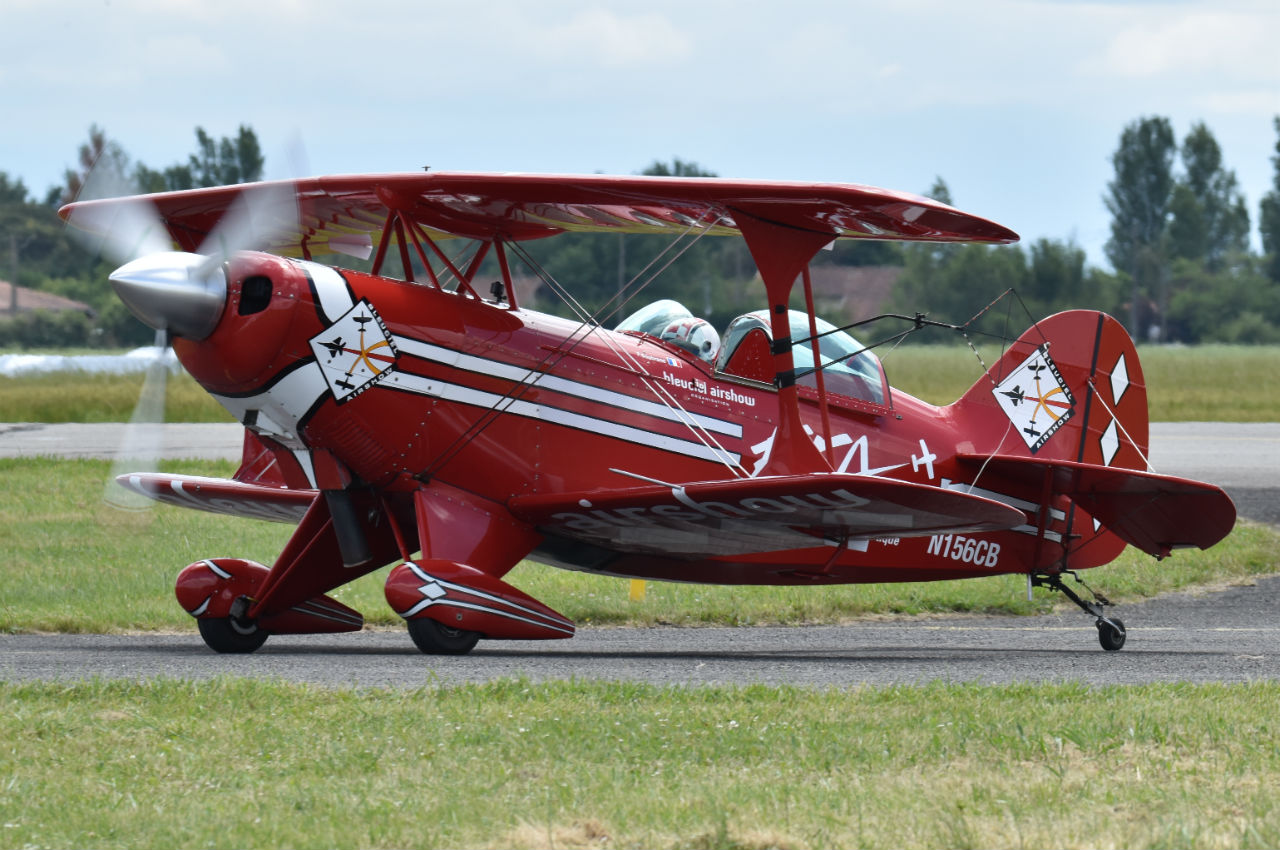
[660,318,720,363]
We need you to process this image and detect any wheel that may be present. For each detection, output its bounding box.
[407,617,481,655]
[1097,617,1126,652]
[197,617,269,654]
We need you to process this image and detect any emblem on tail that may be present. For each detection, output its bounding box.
[991,344,1076,453]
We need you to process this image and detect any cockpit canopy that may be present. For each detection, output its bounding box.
[716,309,886,406]
[618,300,886,407]
[616,299,720,363]
[615,299,691,338]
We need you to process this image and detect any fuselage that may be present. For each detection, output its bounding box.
[173,252,1126,585]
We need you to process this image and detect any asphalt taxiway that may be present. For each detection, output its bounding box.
[3,576,1279,687]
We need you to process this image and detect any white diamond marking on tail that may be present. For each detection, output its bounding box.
[1110,353,1130,406]
[1100,418,1120,466]
[991,345,1076,454]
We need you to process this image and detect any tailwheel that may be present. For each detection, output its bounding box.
[197,616,268,654]
[1096,617,1127,652]
[407,617,481,655]
[1031,570,1127,652]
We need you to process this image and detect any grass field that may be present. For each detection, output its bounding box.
[0,370,229,423]
[877,343,1280,421]
[2,678,1278,849]
[4,344,1280,422]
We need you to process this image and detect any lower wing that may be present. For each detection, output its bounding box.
[508,473,1026,557]
[115,473,315,523]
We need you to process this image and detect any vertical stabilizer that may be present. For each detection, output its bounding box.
[950,310,1149,473]
[947,310,1162,572]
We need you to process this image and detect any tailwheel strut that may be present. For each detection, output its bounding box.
[1030,570,1126,652]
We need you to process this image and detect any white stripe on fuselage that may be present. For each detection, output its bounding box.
[382,369,741,466]
[208,274,742,466]
[299,261,355,323]
[211,361,330,457]
[392,335,743,439]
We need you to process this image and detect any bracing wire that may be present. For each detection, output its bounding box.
[419,213,751,481]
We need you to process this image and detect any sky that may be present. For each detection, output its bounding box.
[2,0,1277,271]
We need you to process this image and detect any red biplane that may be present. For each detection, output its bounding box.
[61,172,1236,654]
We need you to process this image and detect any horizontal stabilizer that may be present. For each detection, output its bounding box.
[509,473,1026,557]
[117,472,315,523]
[957,454,1236,557]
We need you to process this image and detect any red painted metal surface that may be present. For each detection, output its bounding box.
[174,558,363,634]
[156,251,1234,598]
[385,559,574,641]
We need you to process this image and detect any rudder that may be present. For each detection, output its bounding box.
[951,310,1149,473]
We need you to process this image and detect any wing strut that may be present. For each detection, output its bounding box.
[368,206,504,303]
[800,265,836,466]
[733,211,835,475]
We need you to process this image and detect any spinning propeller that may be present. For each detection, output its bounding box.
[65,168,297,509]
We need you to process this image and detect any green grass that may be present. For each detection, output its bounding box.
[0,370,231,423]
[1,678,1278,849]
[6,344,1280,422]
[2,457,1276,634]
[1140,344,1280,422]
[882,343,1280,420]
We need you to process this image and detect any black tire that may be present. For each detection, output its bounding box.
[1097,617,1126,652]
[407,617,481,655]
[197,617,269,654]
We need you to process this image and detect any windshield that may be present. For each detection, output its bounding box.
[717,310,886,406]
[793,313,885,405]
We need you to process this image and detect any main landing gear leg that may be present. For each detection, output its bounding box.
[1030,570,1127,652]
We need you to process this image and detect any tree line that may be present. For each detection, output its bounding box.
[3,118,1280,349]
[0,125,264,347]
[526,117,1280,349]
[888,118,1280,347]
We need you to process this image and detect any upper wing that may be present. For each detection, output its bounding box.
[956,454,1237,557]
[508,474,1026,558]
[60,172,1018,257]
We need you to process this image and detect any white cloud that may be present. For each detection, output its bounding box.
[137,35,230,74]
[3,0,1276,270]
[531,8,692,69]
[1193,89,1280,115]
[1092,6,1280,82]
